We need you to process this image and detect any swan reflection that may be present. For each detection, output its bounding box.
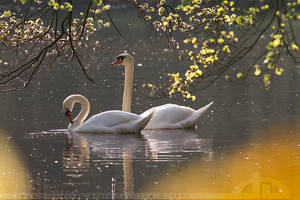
[63,130,213,199]
[27,129,213,198]
[67,129,213,163]
[63,134,90,178]
[142,129,214,161]
[67,132,140,199]
[76,133,144,161]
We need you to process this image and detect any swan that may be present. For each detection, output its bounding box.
[111,52,214,129]
[62,94,153,133]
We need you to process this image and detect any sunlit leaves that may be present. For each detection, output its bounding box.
[0,0,108,74]
[222,45,230,53]
[264,51,274,64]
[48,0,72,12]
[93,0,102,6]
[0,10,49,46]
[254,64,261,76]
[102,5,111,11]
[103,22,110,27]
[158,7,164,16]
[236,72,243,79]
[275,67,284,76]
[261,4,270,10]
[217,38,225,44]
[2,0,300,93]
[33,0,42,4]
[3,11,12,19]
[168,71,198,101]
[20,0,28,5]
[64,2,73,12]
[47,0,53,5]
[159,0,165,6]
[267,34,283,49]
[144,15,151,21]
[170,0,296,93]
[263,74,271,89]
[291,42,299,51]
[267,63,275,69]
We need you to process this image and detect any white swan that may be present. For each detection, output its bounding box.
[112,52,214,129]
[62,94,153,133]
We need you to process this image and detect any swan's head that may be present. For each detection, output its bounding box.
[62,97,74,115]
[111,52,133,67]
[62,95,76,123]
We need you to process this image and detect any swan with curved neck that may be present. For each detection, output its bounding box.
[62,94,153,133]
[112,52,213,129]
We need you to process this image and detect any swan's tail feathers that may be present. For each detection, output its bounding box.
[194,101,214,120]
[181,101,214,128]
[135,111,154,133]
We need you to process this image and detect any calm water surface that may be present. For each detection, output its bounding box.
[0,10,300,200]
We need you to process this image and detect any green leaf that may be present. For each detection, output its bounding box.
[93,0,102,6]
[20,0,28,5]
[275,67,284,76]
[291,42,299,51]
[254,64,261,76]
[263,74,271,89]
[236,72,243,79]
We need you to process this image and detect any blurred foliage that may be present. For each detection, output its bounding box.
[141,124,300,198]
[0,0,300,99]
[0,129,31,195]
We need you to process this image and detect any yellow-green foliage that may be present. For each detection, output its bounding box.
[3,0,300,96]
[134,0,300,99]
[0,0,112,47]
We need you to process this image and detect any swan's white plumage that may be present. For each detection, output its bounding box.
[113,52,214,130]
[63,94,153,134]
[71,110,150,133]
[140,102,214,129]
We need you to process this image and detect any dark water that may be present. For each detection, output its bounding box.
[0,10,300,200]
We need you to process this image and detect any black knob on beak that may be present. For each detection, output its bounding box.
[65,108,71,116]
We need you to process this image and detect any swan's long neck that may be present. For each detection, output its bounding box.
[73,96,90,126]
[123,60,134,113]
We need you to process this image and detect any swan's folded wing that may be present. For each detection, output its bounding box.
[86,110,142,127]
[153,105,194,124]
[76,110,153,133]
[140,104,177,118]
[142,104,196,129]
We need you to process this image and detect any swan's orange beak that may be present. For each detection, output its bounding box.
[111,58,122,65]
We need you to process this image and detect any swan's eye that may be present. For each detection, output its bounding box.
[117,56,125,62]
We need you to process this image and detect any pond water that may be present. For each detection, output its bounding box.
[0,9,300,200]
